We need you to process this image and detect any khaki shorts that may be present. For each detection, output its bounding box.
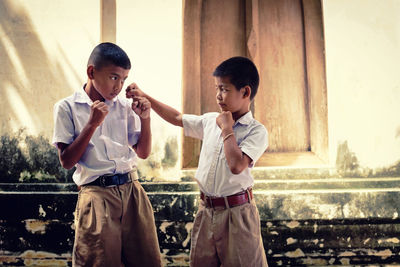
[73,178,161,267]
[190,199,268,267]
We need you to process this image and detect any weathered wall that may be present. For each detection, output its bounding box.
[1,1,400,266]
[323,0,400,170]
[1,0,399,174]
[0,0,183,180]
[1,180,400,266]
[115,0,183,179]
[0,0,98,138]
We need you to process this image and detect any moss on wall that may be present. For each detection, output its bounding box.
[2,183,400,266]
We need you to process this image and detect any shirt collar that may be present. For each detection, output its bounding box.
[74,89,93,105]
[235,111,253,126]
[73,85,118,106]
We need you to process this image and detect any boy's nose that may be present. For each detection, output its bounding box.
[116,81,124,91]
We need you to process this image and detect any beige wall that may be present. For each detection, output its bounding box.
[0,0,399,177]
[116,0,183,178]
[323,0,400,169]
[0,0,99,137]
[0,0,183,179]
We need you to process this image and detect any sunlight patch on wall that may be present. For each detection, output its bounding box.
[15,0,100,90]
[0,25,29,89]
[117,0,183,177]
[323,0,400,168]
[5,82,37,135]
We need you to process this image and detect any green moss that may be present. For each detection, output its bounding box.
[180,176,195,182]
[372,160,400,177]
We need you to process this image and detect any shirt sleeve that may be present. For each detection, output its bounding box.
[239,124,268,166]
[182,114,204,140]
[127,106,141,146]
[52,100,75,146]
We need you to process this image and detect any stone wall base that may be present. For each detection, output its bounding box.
[1,180,400,266]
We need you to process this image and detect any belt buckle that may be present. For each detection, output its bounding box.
[202,194,213,209]
[100,176,107,187]
[208,197,214,209]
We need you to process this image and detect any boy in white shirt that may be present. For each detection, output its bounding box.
[53,42,161,267]
[127,56,268,267]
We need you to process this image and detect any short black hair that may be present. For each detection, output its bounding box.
[87,42,131,70]
[213,56,259,100]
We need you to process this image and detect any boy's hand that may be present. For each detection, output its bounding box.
[126,83,145,98]
[88,100,108,127]
[132,96,151,119]
[216,111,234,131]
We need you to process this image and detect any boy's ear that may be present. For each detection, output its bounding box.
[242,86,251,99]
[87,65,95,79]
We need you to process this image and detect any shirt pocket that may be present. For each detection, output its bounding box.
[101,135,130,160]
[109,118,129,145]
[100,118,130,160]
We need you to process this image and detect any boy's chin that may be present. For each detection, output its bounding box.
[105,94,117,101]
[219,107,231,113]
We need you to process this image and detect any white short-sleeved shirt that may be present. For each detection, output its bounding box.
[182,111,268,197]
[52,89,141,186]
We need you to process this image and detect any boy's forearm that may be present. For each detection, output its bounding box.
[222,129,250,174]
[58,123,97,169]
[134,117,151,159]
[143,93,183,127]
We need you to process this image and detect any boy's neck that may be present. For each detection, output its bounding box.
[232,106,250,121]
[84,81,104,102]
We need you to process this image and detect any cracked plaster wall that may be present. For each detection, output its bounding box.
[1,184,400,266]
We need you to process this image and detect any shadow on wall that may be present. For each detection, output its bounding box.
[0,2,182,184]
[0,0,80,138]
[336,141,400,178]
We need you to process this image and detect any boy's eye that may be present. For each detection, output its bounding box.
[216,86,228,92]
[111,76,118,81]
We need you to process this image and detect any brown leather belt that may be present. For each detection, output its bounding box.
[200,188,253,209]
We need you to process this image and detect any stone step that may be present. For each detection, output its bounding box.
[1,182,400,266]
[253,177,400,191]
[2,176,400,193]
